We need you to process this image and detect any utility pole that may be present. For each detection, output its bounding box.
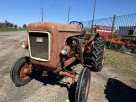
[111,14,116,36]
[68,6,71,24]
[41,8,44,22]
[91,0,96,33]
[41,0,44,22]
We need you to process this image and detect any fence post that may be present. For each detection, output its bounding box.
[109,14,116,48]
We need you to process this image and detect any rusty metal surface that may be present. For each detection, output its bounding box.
[20,64,32,80]
[64,57,76,67]
[88,33,98,42]
[85,40,94,53]
[27,22,81,32]
[58,71,76,84]
[27,22,81,70]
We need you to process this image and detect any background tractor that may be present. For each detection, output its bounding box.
[10,21,105,102]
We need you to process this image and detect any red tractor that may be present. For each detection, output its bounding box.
[10,21,105,102]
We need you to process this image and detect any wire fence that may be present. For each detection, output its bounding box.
[82,13,136,36]
[82,13,136,55]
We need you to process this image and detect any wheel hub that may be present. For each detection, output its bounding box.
[20,64,32,80]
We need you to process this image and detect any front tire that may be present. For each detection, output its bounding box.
[75,67,91,102]
[10,56,32,87]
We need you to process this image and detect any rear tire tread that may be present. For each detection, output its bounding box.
[90,36,105,72]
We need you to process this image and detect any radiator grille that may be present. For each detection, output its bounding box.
[29,32,49,60]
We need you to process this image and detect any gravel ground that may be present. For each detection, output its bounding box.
[0,31,136,102]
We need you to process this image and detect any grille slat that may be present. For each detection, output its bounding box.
[29,32,49,60]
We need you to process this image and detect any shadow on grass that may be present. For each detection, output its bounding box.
[105,78,136,102]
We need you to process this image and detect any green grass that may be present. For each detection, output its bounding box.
[0,28,26,31]
[105,49,136,77]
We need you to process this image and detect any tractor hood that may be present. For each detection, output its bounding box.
[27,22,82,69]
[27,22,81,32]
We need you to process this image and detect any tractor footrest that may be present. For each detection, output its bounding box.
[83,64,92,68]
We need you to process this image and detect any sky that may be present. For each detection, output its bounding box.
[0,0,136,27]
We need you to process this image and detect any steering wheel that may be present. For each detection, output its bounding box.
[70,21,84,29]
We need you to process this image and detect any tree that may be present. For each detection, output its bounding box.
[14,25,17,28]
[9,23,13,28]
[5,20,14,28]
[23,24,27,28]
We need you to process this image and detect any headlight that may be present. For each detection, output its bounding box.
[61,45,70,55]
[21,41,26,49]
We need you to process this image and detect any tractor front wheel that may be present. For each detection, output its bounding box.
[75,67,91,102]
[10,56,33,87]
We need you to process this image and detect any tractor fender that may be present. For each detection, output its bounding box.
[85,33,100,53]
[88,33,99,42]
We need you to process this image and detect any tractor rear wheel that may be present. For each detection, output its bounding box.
[75,67,91,102]
[10,56,33,87]
[90,36,105,72]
